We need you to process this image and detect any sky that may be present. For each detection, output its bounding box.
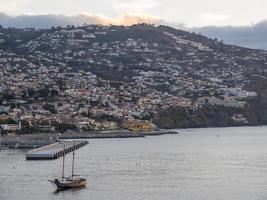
[0,0,267,27]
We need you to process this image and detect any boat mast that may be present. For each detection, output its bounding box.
[72,141,75,180]
[62,144,65,182]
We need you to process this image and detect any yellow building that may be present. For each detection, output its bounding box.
[123,120,155,131]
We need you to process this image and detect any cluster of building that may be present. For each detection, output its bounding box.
[0,24,266,133]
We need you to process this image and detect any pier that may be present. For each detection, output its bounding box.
[25,140,88,160]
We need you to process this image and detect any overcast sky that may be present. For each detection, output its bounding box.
[0,0,267,27]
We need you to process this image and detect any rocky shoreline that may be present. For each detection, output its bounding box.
[0,130,178,149]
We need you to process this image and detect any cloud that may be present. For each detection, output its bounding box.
[81,12,164,25]
[0,12,164,28]
[0,0,30,15]
[194,20,267,50]
[117,14,163,25]
[197,14,231,27]
[113,0,160,13]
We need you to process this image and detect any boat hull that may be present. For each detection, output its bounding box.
[54,178,86,189]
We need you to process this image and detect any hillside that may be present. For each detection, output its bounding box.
[1,24,267,130]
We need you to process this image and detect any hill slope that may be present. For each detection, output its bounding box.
[1,24,267,129]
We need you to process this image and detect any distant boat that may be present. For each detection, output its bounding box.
[54,142,86,190]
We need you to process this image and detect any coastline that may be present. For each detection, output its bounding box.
[1,125,267,149]
[0,129,178,149]
[172,125,267,132]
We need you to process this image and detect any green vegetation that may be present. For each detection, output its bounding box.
[20,120,35,134]
[0,90,15,101]
[154,76,267,129]
[26,88,59,100]
[0,118,17,124]
[42,103,57,114]
[51,122,77,133]
[153,105,245,129]
[242,75,267,125]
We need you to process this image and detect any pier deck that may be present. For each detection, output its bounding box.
[25,140,88,160]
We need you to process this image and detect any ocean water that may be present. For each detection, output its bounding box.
[1,126,267,200]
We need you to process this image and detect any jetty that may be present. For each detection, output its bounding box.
[61,130,178,139]
[25,140,88,160]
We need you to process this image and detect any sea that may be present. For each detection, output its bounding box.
[1,126,267,200]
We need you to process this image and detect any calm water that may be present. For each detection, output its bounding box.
[1,126,267,200]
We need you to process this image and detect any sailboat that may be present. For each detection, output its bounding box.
[54,142,87,190]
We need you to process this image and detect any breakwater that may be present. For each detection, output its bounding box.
[59,130,178,139]
[0,130,178,149]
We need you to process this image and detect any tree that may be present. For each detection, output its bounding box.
[52,122,77,133]
[43,103,57,114]
[50,89,59,97]
[20,120,34,134]
[0,90,14,101]
[57,79,66,91]
[38,88,50,98]
[0,118,17,124]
